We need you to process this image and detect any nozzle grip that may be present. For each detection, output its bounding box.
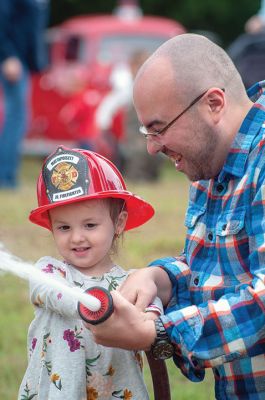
[78,286,114,325]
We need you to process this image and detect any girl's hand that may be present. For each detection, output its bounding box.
[118,267,172,310]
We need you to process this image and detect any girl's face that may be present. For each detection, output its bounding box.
[49,199,127,277]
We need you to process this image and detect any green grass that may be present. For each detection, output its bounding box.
[0,157,215,399]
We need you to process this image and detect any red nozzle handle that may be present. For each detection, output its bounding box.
[78,286,114,325]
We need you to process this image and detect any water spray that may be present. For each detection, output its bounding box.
[0,249,113,324]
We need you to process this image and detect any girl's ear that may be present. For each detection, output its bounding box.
[115,211,128,235]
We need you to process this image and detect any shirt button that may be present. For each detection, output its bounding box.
[194,277,199,285]
[208,232,213,241]
[216,184,224,193]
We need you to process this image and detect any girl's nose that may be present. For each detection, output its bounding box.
[71,228,85,243]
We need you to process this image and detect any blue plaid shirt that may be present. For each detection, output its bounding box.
[151,81,265,399]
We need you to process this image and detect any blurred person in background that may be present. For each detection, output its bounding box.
[58,61,131,170]
[95,50,150,171]
[245,0,265,33]
[0,0,49,189]
[94,60,133,168]
[121,50,164,181]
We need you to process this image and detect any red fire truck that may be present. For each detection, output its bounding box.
[23,2,186,161]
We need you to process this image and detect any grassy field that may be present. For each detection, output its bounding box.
[0,156,215,399]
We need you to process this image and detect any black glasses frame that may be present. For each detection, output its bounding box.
[139,88,225,139]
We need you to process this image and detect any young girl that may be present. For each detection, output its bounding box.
[18,146,161,400]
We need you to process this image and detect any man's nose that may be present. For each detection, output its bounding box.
[146,138,163,155]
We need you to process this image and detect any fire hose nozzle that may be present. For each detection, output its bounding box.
[78,286,114,325]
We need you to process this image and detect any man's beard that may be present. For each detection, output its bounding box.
[185,124,219,182]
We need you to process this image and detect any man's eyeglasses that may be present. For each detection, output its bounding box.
[139,88,225,139]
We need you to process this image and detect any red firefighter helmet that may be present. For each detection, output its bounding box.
[29,145,154,231]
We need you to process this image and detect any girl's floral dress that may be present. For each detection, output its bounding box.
[18,257,161,400]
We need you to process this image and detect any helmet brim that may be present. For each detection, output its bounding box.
[29,190,154,231]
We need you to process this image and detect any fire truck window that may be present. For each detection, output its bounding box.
[65,36,86,61]
[98,35,167,64]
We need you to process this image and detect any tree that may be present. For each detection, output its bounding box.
[50,0,260,47]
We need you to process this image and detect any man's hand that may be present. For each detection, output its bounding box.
[1,57,22,82]
[118,267,172,310]
[245,15,265,34]
[84,291,156,350]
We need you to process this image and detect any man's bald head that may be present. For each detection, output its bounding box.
[134,33,246,103]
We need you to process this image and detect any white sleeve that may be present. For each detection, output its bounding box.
[145,296,164,316]
[95,64,133,130]
[29,257,80,318]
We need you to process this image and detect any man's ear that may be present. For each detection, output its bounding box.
[206,87,225,123]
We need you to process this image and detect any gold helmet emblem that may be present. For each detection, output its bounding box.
[51,162,78,191]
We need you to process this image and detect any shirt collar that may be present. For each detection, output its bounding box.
[218,80,265,182]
